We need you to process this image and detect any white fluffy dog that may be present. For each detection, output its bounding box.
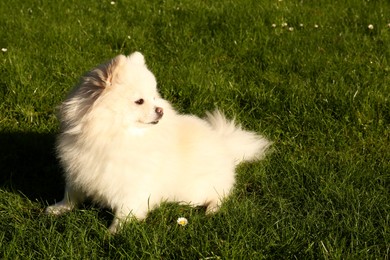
[46,52,271,233]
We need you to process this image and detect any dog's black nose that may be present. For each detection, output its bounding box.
[155,107,164,117]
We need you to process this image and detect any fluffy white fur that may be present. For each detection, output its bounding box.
[46,52,271,233]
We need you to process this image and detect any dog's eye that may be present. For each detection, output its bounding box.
[135,99,144,105]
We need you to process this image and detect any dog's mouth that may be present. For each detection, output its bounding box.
[137,119,160,125]
[149,112,163,125]
[140,111,163,125]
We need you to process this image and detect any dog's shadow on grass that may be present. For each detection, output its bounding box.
[0,132,64,204]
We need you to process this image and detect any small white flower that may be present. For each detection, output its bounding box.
[299,23,304,27]
[368,24,374,30]
[281,22,288,27]
[288,27,294,31]
[314,24,319,28]
[1,48,7,52]
[387,23,390,28]
[271,23,277,28]
[110,1,115,5]
[177,217,188,226]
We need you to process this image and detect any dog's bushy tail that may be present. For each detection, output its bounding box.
[206,110,271,165]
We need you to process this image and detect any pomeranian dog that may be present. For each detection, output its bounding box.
[46,52,271,233]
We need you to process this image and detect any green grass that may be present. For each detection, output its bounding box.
[1,0,389,258]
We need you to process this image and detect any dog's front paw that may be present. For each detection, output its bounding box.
[46,202,73,216]
[205,200,221,215]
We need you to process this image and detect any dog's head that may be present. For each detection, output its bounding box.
[61,52,166,134]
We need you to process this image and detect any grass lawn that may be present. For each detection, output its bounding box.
[1,0,389,258]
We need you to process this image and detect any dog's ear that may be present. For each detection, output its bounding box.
[127,52,145,65]
[86,55,126,89]
[103,55,127,88]
[85,53,145,90]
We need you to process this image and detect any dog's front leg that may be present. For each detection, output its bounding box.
[108,209,133,234]
[108,205,149,234]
